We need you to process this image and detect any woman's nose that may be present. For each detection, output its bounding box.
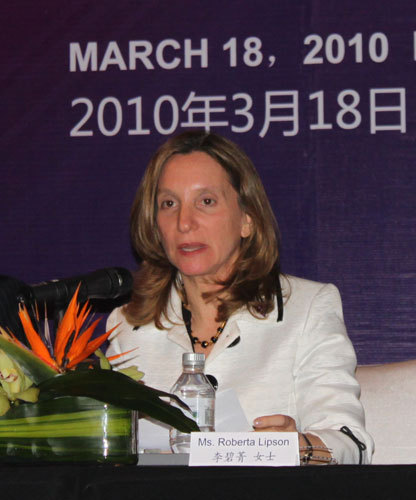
[177,205,196,233]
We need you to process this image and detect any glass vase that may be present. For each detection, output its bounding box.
[0,395,137,464]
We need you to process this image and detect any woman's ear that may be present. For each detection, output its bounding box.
[241,214,252,238]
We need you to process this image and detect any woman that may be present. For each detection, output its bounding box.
[106,131,373,464]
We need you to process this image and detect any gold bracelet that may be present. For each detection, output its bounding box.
[299,435,336,466]
[300,454,338,465]
[299,445,332,451]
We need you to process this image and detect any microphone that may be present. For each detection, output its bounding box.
[19,267,133,306]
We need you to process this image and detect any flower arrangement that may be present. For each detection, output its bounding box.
[0,286,197,463]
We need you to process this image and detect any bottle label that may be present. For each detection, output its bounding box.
[184,397,215,428]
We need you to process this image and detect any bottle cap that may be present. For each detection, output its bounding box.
[182,352,205,367]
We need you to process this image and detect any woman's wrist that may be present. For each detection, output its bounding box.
[299,432,337,465]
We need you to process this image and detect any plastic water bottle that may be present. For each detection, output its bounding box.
[169,352,215,453]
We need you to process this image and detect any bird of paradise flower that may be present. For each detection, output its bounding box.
[0,285,198,433]
[14,284,118,372]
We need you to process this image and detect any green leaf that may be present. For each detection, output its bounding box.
[0,337,57,384]
[118,366,144,381]
[0,391,10,416]
[94,349,111,370]
[39,369,199,433]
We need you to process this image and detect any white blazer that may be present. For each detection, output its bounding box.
[106,274,374,464]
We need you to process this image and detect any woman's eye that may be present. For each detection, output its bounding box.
[202,198,215,206]
[160,199,175,208]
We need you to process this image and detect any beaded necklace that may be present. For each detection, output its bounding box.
[191,320,227,349]
[182,302,227,349]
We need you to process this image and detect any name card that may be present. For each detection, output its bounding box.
[189,432,300,467]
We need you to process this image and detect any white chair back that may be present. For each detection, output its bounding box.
[356,360,416,464]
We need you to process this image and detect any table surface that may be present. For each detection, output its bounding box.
[1,464,415,500]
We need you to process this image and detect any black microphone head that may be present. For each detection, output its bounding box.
[84,267,133,300]
[29,279,71,305]
[28,267,134,308]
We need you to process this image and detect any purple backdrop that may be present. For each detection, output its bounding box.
[1,0,415,364]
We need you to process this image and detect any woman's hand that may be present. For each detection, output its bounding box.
[253,414,334,464]
[252,414,298,432]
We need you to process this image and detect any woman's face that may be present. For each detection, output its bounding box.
[156,151,251,283]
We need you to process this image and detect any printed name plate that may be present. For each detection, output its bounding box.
[189,432,299,466]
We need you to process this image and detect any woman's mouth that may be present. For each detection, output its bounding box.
[178,243,207,255]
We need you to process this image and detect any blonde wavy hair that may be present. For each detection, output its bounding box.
[124,131,280,328]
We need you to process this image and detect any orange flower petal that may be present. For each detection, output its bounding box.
[73,301,92,342]
[66,324,118,369]
[66,318,101,363]
[54,284,81,365]
[106,347,138,362]
[18,304,57,369]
